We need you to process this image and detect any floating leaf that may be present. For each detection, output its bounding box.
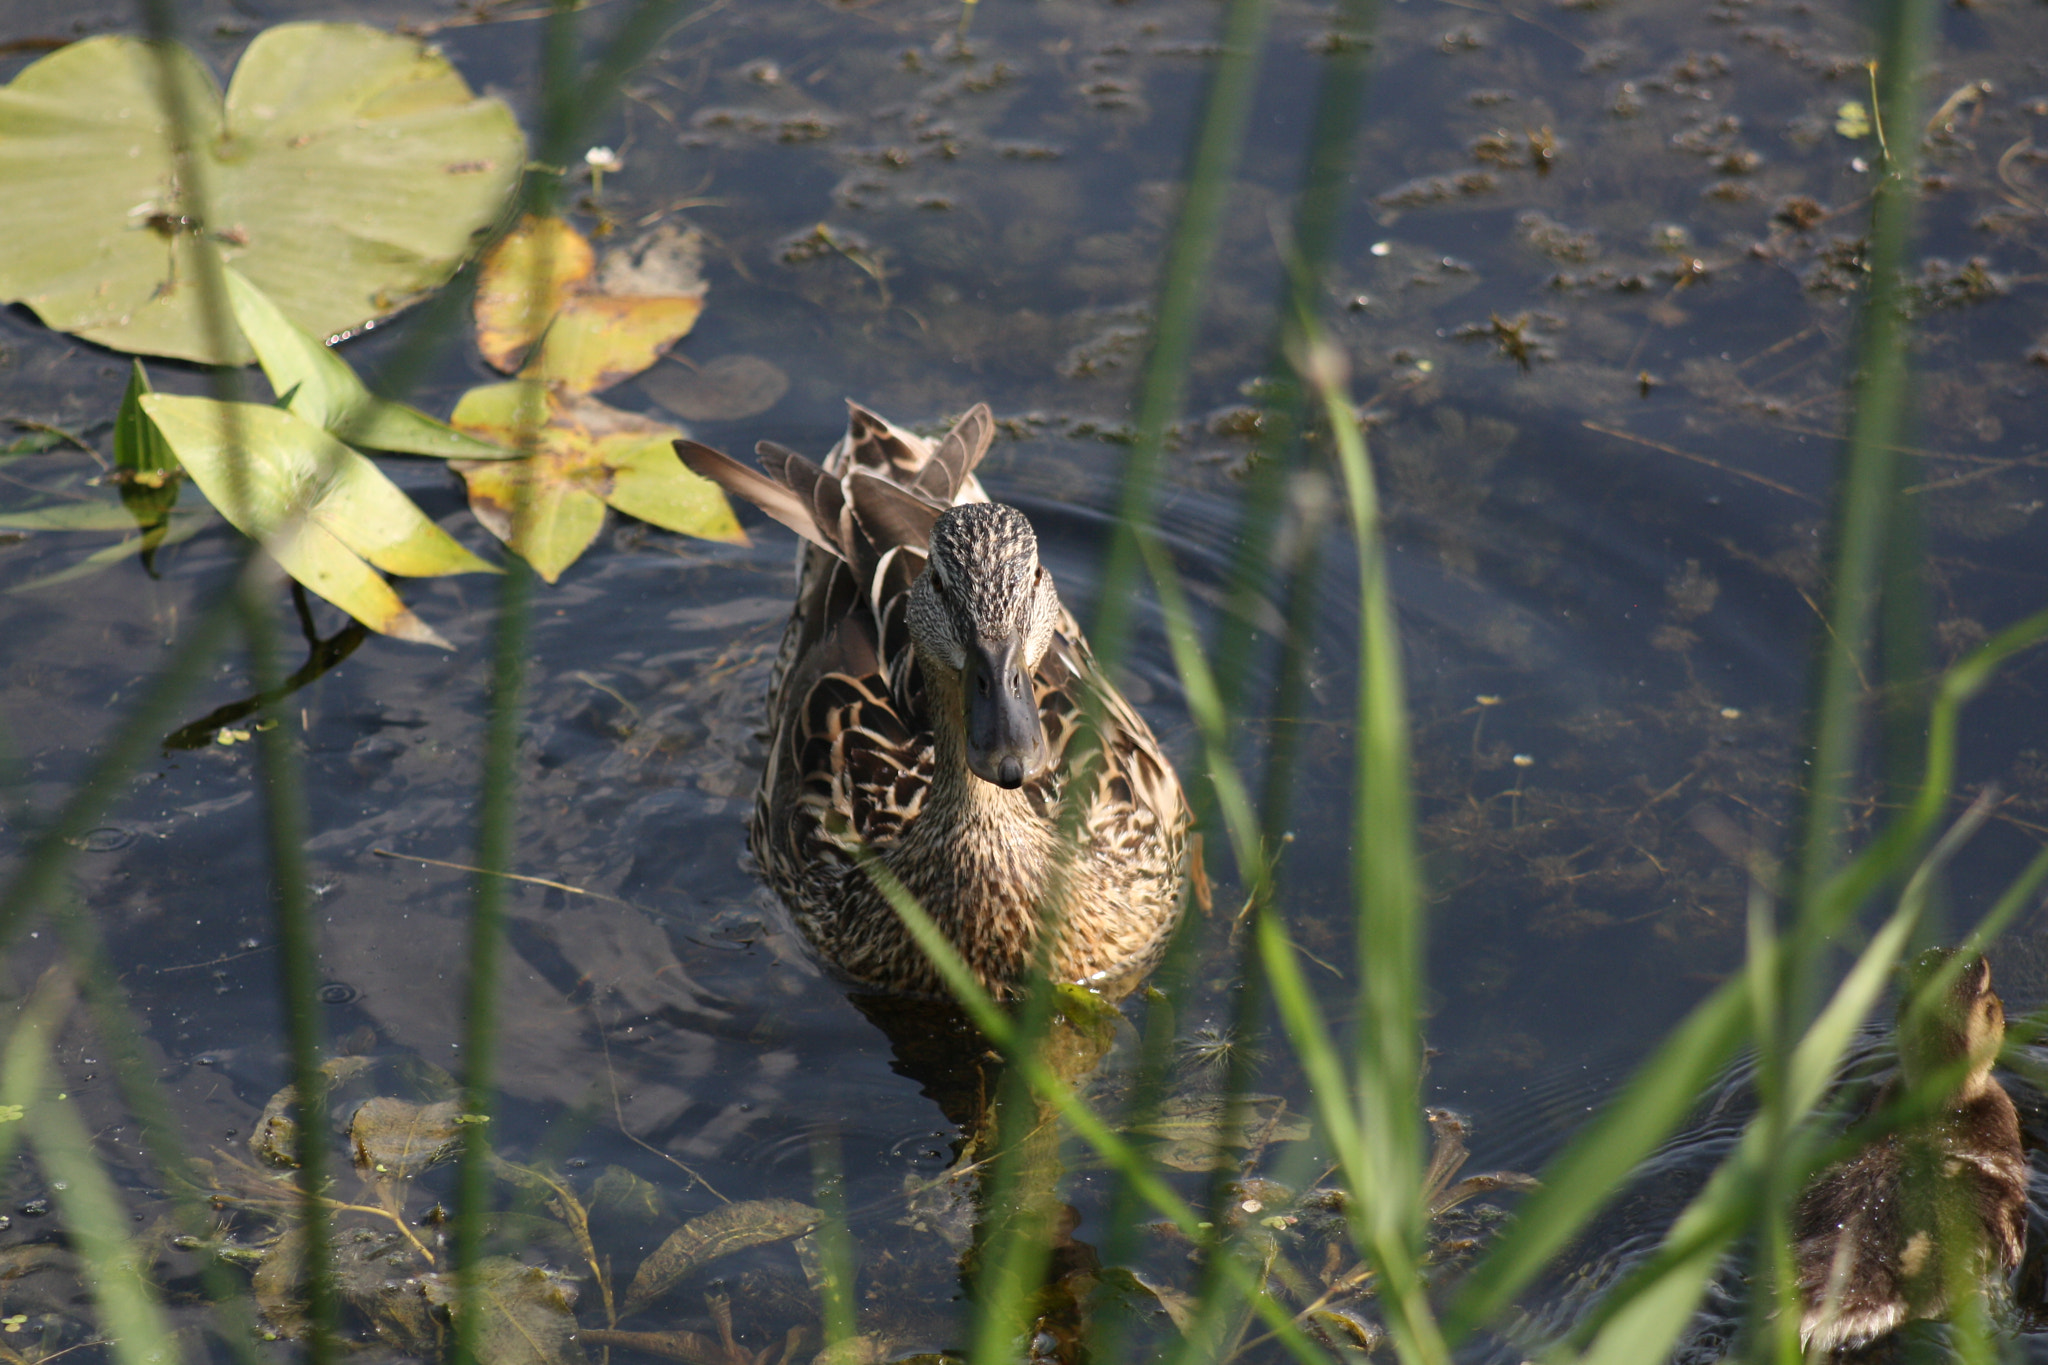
[450,382,744,583]
[474,217,707,395]
[623,1198,821,1313]
[640,355,790,423]
[142,394,499,645]
[1834,101,1871,139]
[421,1259,581,1365]
[348,1097,464,1179]
[0,24,522,364]
[224,269,510,460]
[473,215,595,374]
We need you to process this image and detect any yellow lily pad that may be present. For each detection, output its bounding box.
[0,24,523,364]
[473,217,707,395]
[450,382,746,583]
[141,394,499,646]
[472,215,595,375]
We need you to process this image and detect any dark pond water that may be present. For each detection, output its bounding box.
[2,0,2047,1357]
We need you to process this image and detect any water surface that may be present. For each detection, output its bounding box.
[2,0,2045,1355]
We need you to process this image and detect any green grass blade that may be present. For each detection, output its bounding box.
[860,858,1332,1364]
[1781,0,1939,1010]
[1089,0,1273,671]
[1443,977,1751,1339]
[5,971,182,1365]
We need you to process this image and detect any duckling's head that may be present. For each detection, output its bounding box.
[1898,950,2006,1097]
[908,503,1062,790]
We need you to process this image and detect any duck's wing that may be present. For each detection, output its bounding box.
[681,427,944,843]
[1030,626,1189,849]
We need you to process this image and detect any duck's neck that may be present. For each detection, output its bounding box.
[886,663,1058,979]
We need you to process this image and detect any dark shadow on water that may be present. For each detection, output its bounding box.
[164,587,370,749]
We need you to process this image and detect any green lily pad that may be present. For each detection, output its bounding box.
[226,269,511,460]
[449,382,745,584]
[142,394,499,646]
[0,23,523,364]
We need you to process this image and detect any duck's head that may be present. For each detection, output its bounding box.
[1899,950,2006,1096]
[907,503,1061,790]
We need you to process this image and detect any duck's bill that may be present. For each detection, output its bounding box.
[966,637,1048,790]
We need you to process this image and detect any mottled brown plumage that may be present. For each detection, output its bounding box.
[1791,952,2028,1354]
[676,403,1188,996]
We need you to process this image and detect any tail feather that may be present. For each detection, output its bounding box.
[913,402,994,504]
[847,469,944,559]
[674,439,842,559]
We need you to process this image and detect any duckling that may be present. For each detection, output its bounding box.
[676,403,1188,997]
[1791,951,2028,1353]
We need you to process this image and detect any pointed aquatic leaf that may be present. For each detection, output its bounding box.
[603,433,748,543]
[114,361,179,483]
[623,1198,821,1312]
[113,361,183,556]
[450,383,744,582]
[142,394,497,645]
[0,502,151,532]
[0,24,522,364]
[474,217,707,395]
[225,269,510,460]
[6,512,211,594]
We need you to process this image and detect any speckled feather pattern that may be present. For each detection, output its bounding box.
[724,403,1189,996]
[1789,959,2028,1353]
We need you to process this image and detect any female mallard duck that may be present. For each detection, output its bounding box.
[1791,951,2027,1354]
[676,403,1188,997]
